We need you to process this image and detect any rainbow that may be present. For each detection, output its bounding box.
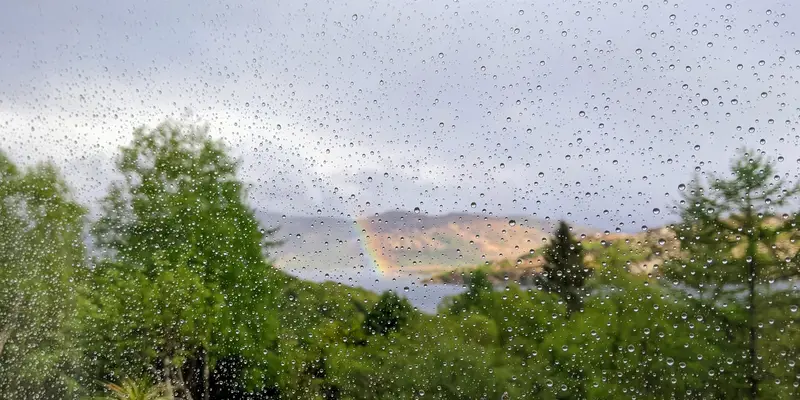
[353,217,396,276]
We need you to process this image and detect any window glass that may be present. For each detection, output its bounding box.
[1,1,799,399]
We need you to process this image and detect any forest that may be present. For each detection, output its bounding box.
[1,121,799,400]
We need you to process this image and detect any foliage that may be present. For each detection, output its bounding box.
[0,151,87,399]
[362,291,412,336]
[99,379,170,400]
[80,122,280,398]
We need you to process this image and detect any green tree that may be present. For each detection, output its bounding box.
[82,122,280,399]
[538,220,590,315]
[362,291,412,336]
[0,151,87,399]
[664,150,800,399]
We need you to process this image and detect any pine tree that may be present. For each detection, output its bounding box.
[538,220,590,315]
[664,150,800,399]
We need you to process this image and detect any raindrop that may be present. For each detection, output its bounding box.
[652,208,661,215]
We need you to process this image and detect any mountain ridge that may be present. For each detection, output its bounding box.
[254,210,607,276]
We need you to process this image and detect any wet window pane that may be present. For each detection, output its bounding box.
[1,1,799,399]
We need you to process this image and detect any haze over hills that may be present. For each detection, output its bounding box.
[256,210,574,277]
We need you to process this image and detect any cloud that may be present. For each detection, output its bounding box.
[2,0,800,230]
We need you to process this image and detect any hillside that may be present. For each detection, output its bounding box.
[256,211,565,276]
[429,226,679,285]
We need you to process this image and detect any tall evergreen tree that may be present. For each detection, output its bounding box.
[538,220,590,315]
[664,150,800,399]
[83,122,280,400]
[0,151,87,399]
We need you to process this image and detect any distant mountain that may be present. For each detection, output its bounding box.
[430,226,680,285]
[254,210,569,276]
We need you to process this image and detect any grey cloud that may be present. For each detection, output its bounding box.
[2,0,800,231]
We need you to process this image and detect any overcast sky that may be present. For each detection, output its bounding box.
[1,0,799,230]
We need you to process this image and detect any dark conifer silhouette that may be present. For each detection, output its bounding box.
[538,220,590,315]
